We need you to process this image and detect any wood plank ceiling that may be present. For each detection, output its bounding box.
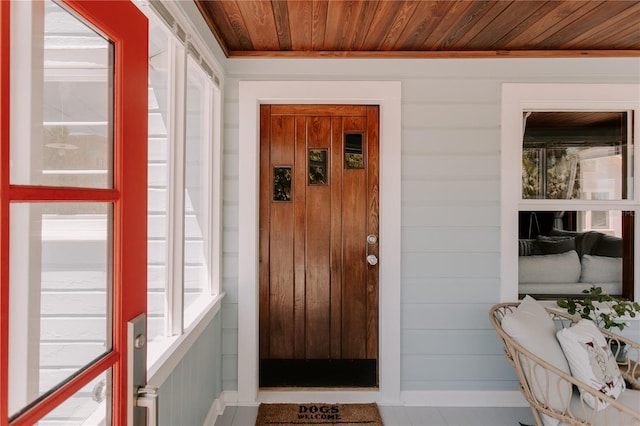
[195,0,640,58]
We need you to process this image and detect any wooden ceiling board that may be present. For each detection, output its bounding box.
[442,1,512,49]
[195,1,234,55]
[488,1,567,50]
[501,1,594,50]
[598,18,640,49]
[219,0,254,51]
[194,0,640,57]
[235,1,280,50]
[392,1,451,49]
[311,0,328,51]
[350,0,380,50]
[379,1,419,51]
[531,2,604,50]
[433,1,503,50]
[378,0,421,51]
[359,0,407,50]
[419,1,476,50]
[324,1,363,50]
[286,1,312,50]
[271,0,293,50]
[541,1,635,49]
[463,1,547,50]
[560,3,640,49]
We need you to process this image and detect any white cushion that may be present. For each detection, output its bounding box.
[560,388,640,425]
[502,296,573,425]
[557,319,625,410]
[519,250,581,284]
[580,255,622,283]
[560,389,640,426]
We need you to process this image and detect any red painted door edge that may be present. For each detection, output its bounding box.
[0,1,11,424]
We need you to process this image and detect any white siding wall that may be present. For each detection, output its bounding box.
[220,57,640,392]
[157,312,223,426]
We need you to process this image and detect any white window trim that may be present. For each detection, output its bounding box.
[500,83,640,302]
[237,81,402,404]
[140,0,225,372]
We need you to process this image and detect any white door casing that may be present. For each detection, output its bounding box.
[237,81,402,403]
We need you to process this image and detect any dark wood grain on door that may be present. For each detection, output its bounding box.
[259,104,379,387]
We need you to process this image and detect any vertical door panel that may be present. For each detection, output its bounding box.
[258,105,271,359]
[268,115,295,359]
[293,116,307,359]
[365,106,380,359]
[341,116,368,359]
[305,116,331,359]
[329,116,343,359]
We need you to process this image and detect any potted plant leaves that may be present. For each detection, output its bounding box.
[557,286,640,362]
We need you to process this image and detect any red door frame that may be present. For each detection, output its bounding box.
[0,1,147,424]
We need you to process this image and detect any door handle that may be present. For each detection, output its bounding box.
[136,386,158,426]
[367,254,378,266]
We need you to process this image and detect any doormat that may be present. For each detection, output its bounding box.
[255,403,384,426]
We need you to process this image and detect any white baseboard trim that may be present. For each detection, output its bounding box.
[220,389,528,408]
[400,391,528,407]
[203,394,227,426]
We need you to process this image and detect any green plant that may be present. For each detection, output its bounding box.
[557,286,640,331]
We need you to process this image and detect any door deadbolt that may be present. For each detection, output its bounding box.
[367,234,378,244]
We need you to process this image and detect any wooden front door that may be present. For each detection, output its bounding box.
[259,105,379,387]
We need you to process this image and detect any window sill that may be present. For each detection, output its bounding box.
[147,292,225,387]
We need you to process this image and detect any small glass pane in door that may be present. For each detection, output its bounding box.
[345,133,364,169]
[37,370,111,425]
[273,167,292,201]
[9,203,112,417]
[309,149,328,185]
[10,0,113,189]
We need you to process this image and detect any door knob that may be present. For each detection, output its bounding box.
[367,254,378,266]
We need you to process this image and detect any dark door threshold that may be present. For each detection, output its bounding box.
[260,359,377,388]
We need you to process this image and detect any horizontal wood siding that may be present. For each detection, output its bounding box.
[221,57,640,392]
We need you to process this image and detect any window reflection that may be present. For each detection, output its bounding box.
[522,112,632,201]
[11,0,113,189]
[518,210,630,298]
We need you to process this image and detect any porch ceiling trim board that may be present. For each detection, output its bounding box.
[237,81,402,403]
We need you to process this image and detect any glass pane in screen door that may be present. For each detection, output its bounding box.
[38,370,111,425]
[8,203,112,419]
[10,0,113,189]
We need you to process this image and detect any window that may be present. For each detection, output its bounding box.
[183,55,214,327]
[143,3,222,356]
[501,84,639,302]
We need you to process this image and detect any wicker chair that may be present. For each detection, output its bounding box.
[490,302,640,426]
